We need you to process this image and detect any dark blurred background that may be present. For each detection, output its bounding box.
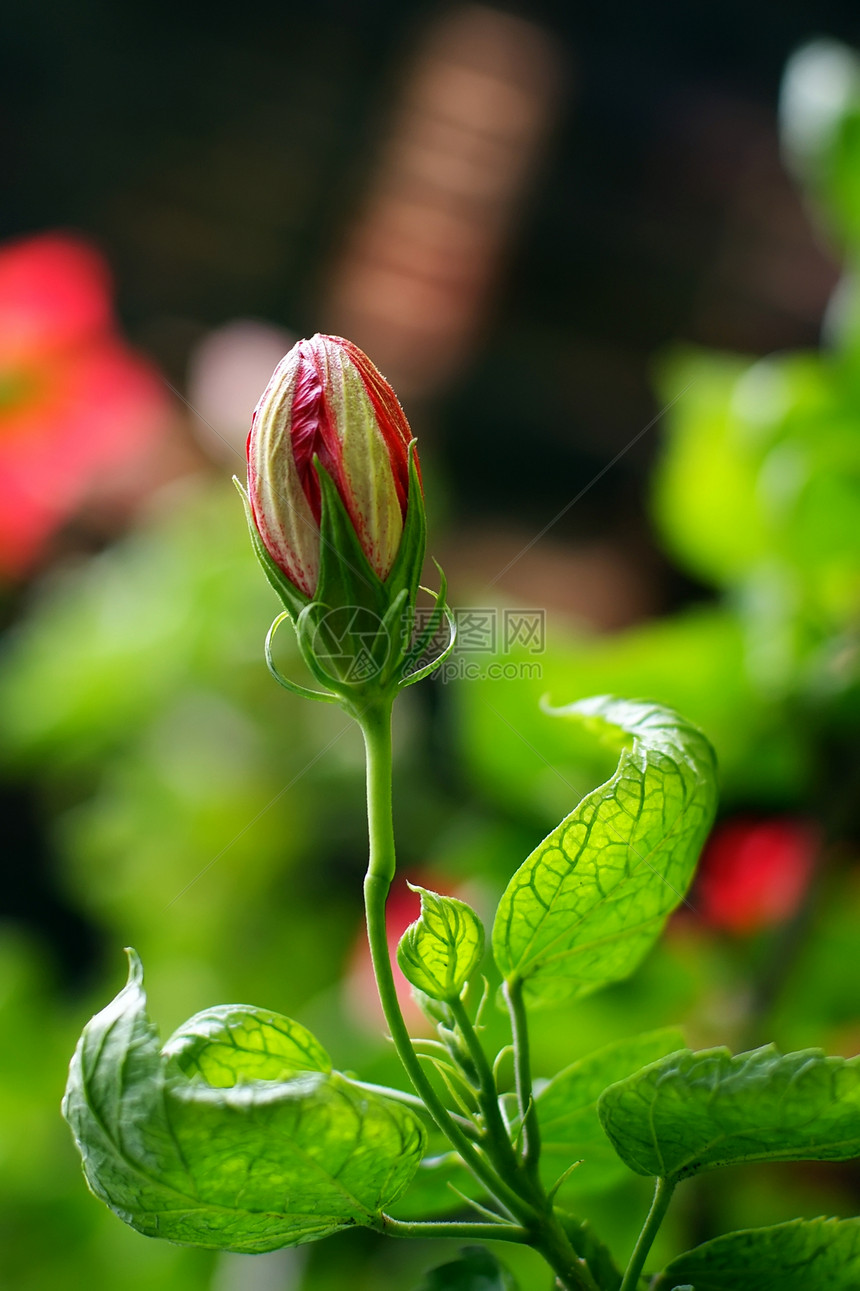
[3,0,854,558]
[2,3,860,1289]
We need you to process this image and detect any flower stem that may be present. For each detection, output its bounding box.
[504,978,541,1178]
[381,1216,530,1243]
[358,700,536,1225]
[620,1177,675,1291]
[359,698,598,1291]
[448,995,524,1182]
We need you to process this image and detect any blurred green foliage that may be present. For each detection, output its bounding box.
[1,36,860,1291]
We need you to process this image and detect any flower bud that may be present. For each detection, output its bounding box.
[241,334,450,702]
[247,334,418,600]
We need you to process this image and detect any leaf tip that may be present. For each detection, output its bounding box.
[123,946,144,988]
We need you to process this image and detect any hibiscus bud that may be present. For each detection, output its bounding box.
[241,334,441,700]
[246,334,419,601]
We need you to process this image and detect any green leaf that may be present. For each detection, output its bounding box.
[413,1246,520,1291]
[62,950,425,1252]
[652,1216,860,1290]
[598,1045,860,1183]
[315,463,386,621]
[162,1004,332,1085]
[492,697,717,1007]
[397,886,485,1002]
[651,350,770,588]
[387,1148,484,1220]
[535,1028,685,1197]
[558,1215,622,1291]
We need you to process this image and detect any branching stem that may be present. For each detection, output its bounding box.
[359,700,537,1226]
[448,995,522,1176]
[620,1177,675,1291]
[504,977,541,1178]
[381,1215,530,1242]
[359,697,597,1291]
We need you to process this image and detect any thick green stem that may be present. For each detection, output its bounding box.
[620,1177,675,1291]
[359,701,536,1225]
[504,978,541,1177]
[448,995,523,1181]
[359,699,596,1291]
[381,1216,530,1243]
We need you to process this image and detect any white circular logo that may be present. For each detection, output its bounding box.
[311,606,390,682]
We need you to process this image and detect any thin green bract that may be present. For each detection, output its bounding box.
[492,697,717,1006]
[598,1045,860,1182]
[397,885,485,1002]
[62,950,425,1252]
[651,1216,860,1289]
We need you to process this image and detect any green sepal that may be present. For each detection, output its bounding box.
[243,449,430,700]
[400,565,458,688]
[312,463,412,691]
[62,950,425,1253]
[310,458,432,692]
[378,586,412,678]
[265,610,340,703]
[384,444,426,609]
[597,1044,860,1184]
[234,476,310,621]
[293,600,367,693]
[397,885,485,1002]
[315,461,388,619]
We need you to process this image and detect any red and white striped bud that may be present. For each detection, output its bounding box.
[247,334,416,599]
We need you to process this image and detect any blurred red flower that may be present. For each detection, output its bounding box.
[696,817,819,934]
[0,232,170,576]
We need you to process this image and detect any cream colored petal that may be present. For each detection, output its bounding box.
[249,350,320,596]
[327,349,403,579]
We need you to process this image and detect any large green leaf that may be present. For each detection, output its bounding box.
[652,1216,860,1289]
[62,951,424,1252]
[387,1147,483,1220]
[162,1002,332,1085]
[397,885,485,1002]
[598,1045,860,1183]
[492,697,717,1006]
[534,1028,685,1196]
